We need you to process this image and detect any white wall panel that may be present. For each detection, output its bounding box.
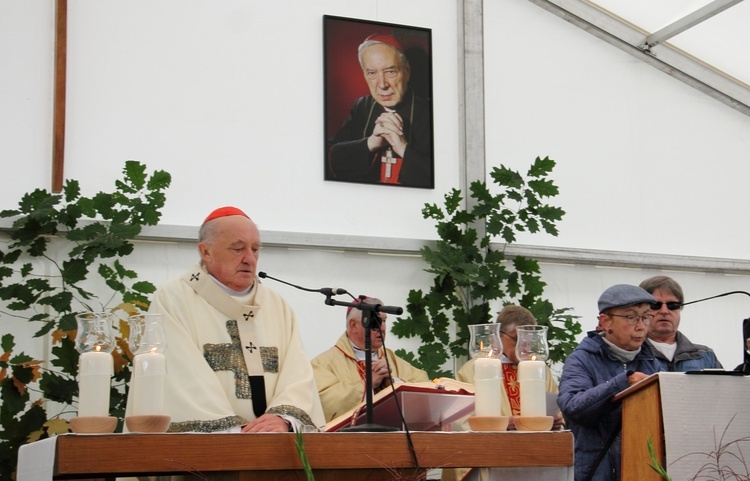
[2,1,749,381]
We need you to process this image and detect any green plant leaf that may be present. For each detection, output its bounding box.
[131,281,156,294]
[40,372,78,404]
[397,157,579,377]
[1,334,14,353]
[62,179,81,203]
[50,337,79,374]
[62,258,89,284]
[0,159,169,479]
[489,165,524,188]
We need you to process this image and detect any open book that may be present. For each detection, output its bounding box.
[324,378,475,432]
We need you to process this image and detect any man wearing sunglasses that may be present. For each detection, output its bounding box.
[639,276,722,372]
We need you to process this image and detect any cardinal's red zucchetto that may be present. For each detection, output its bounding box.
[202,206,249,224]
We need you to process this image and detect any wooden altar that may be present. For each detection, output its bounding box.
[23,431,573,480]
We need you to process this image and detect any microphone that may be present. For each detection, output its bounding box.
[681,290,750,307]
[320,287,348,296]
[258,271,350,297]
[365,301,403,316]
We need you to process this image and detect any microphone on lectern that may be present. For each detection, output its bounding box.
[258,271,350,297]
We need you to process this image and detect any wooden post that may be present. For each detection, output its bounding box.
[52,0,68,193]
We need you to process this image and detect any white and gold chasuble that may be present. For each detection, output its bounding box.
[127,265,325,432]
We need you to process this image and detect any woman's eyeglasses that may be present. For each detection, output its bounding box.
[500,331,517,342]
[610,314,654,326]
[650,301,682,311]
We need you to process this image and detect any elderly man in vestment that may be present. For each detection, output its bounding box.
[311,297,429,423]
[326,33,433,188]
[126,206,325,432]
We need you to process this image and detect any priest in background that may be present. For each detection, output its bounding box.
[311,296,429,423]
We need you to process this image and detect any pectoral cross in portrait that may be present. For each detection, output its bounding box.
[381,147,397,179]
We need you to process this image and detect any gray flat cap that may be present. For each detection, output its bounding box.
[598,284,656,313]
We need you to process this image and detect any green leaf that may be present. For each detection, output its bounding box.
[92,192,116,220]
[147,169,172,191]
[527,179,559,197]
[123,160,148,191]
[19,263,32,277]
[1,334,14,353]
[59,312,78,331]
[1,377,29,416]
[489,166,524,188]
[131,281,156,294]
[62,179,81,203]
[37,291,73,312]
[527,156,556,177]
[9,352,34,364]
[50,337,79,374]
[33,322,57,338]
[62,259,89,284]
[40,372,78,404]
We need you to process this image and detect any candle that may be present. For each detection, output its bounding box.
[78,348,114,417]
[473,357,503,417]
[518,358,546,416]
[131,350,167,415]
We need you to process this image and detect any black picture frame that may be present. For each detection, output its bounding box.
[323,15,434,189]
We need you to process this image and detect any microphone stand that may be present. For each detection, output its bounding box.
[257,272,404,430]
[326,295,402,432]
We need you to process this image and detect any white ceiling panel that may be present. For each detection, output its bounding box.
[588,0,749,85]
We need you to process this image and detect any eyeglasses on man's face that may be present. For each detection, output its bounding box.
[609,313,654,326]
[650,301,681,311]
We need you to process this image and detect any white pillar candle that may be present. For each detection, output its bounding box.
[518,359,546,416]
[473,357,503,417]
[132,351,167,416]
[78,350,114,417]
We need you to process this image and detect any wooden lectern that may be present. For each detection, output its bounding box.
[615,371,750,481]
[614,373,663,481]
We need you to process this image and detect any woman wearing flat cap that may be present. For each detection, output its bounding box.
[558,284,664,481]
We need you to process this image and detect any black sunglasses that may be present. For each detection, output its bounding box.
[649,301,682,311]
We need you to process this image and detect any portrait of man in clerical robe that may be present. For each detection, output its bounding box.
[324,15,434,189]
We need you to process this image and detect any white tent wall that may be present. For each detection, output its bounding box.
[2,1,749,376]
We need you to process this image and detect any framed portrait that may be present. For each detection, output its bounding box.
[323,15,434,189]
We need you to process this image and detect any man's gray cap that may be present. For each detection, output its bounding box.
[598,284,656,313]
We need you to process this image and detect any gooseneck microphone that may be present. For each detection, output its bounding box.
[681,290,750,307]
[258,271,350,297]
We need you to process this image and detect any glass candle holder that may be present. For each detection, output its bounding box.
[515,325,548,417]
[75,312,115,418]
[128,313,168,354]
[128,313,168,417]
[515,325,549,362]
[468,323,501,359]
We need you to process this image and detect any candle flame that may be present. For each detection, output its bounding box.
[149,347,158,354]
[94,345,102,352]
[531,355,537,361]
